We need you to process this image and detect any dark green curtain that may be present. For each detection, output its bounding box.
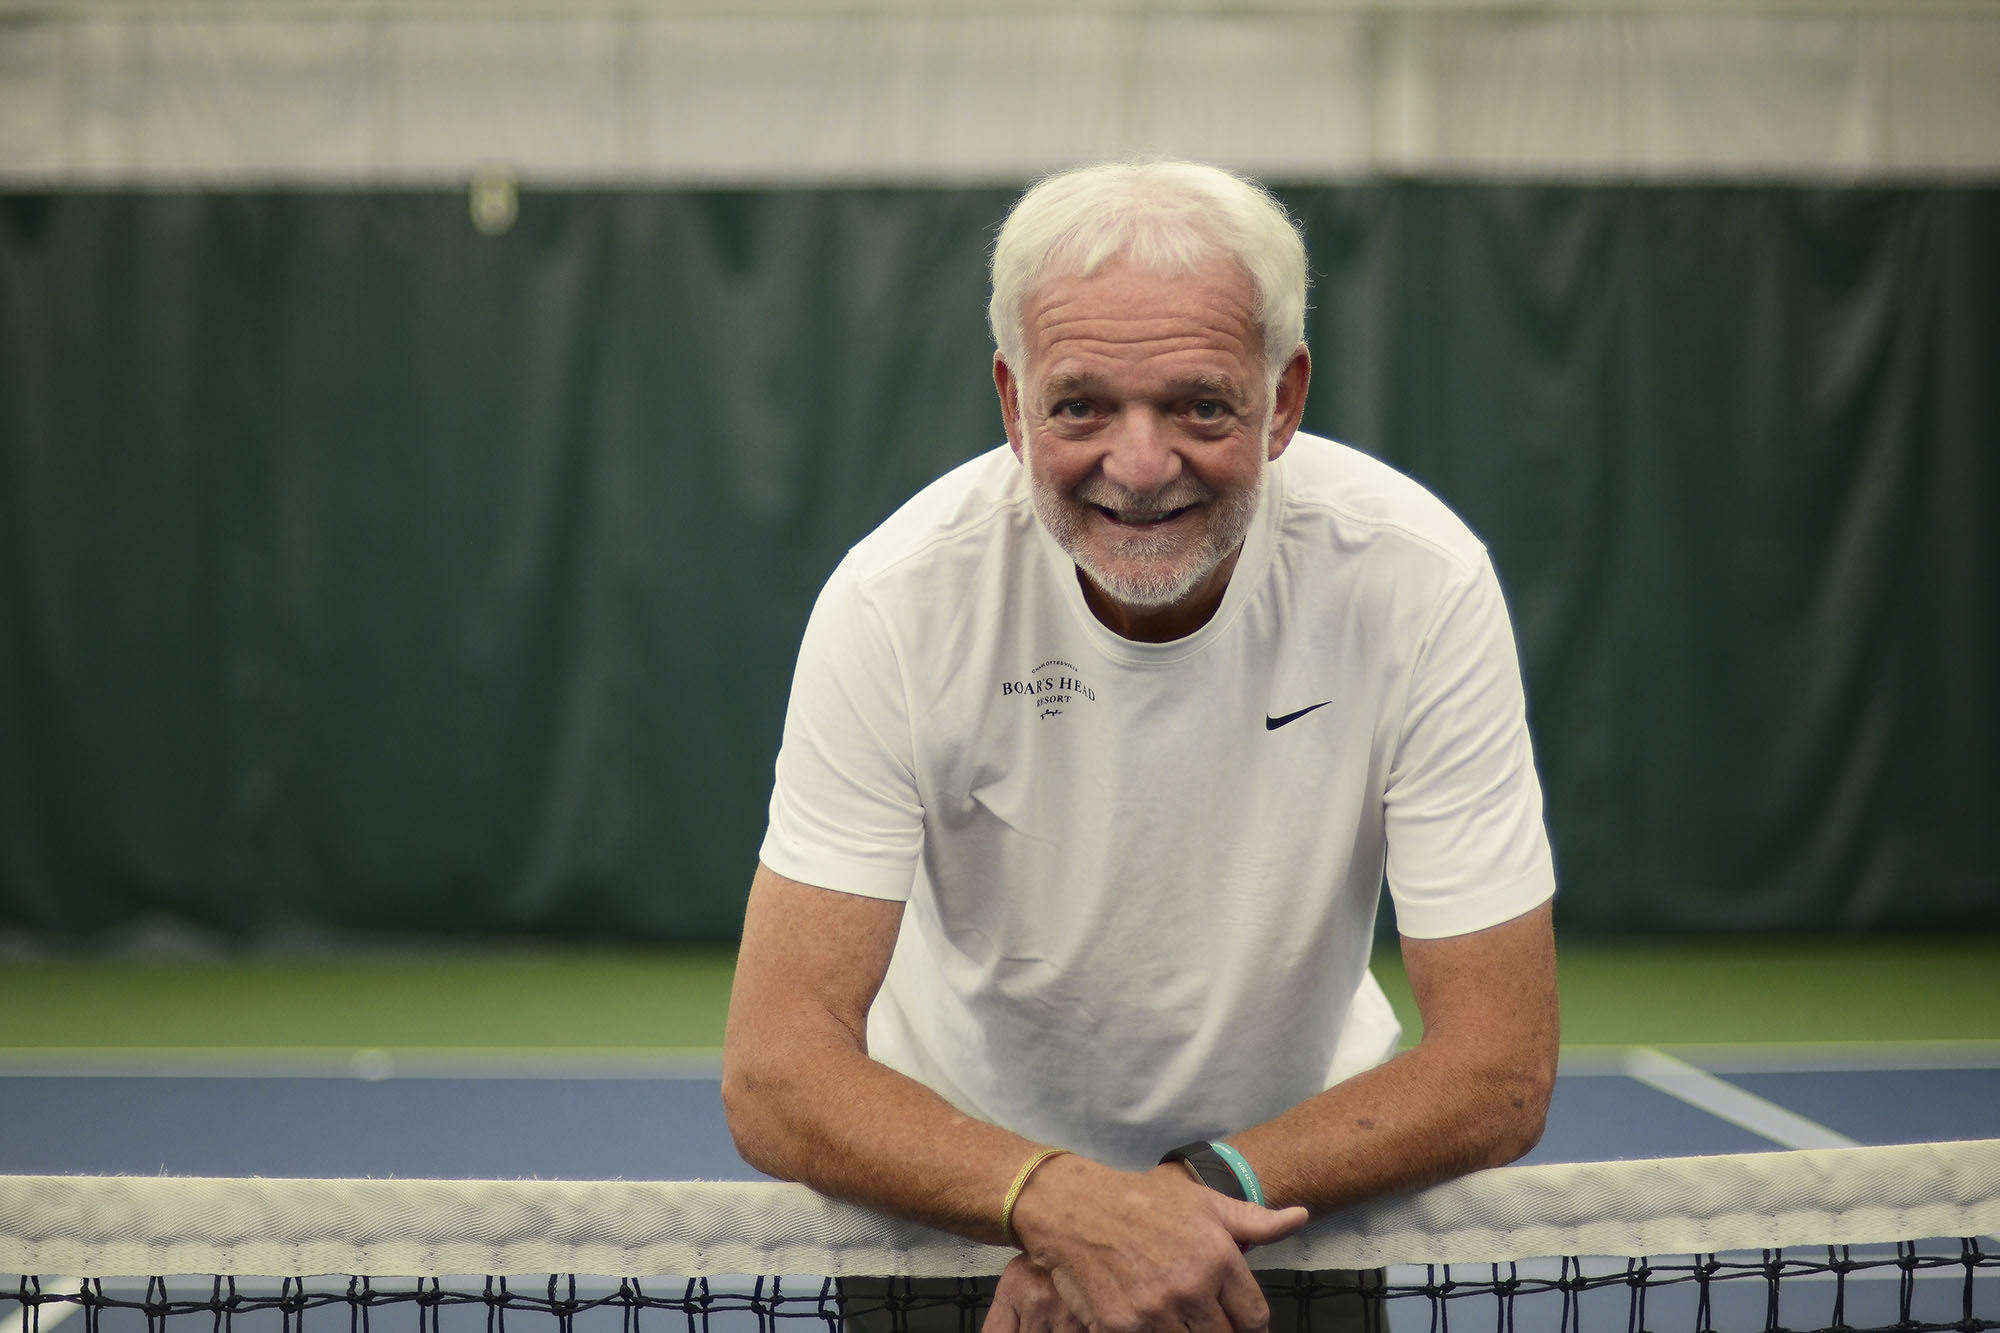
[1297,186,1997,933]
[2,184,1993,941]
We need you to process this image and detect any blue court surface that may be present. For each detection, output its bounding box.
[3,1047,1995,1333]
[1,1044,1993,1178]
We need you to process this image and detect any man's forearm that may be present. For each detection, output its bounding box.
[722,864,1064,1247]
[723,1034,1046,1246]
[1227,1033,1550,1214]
[1228,904,1559,1215]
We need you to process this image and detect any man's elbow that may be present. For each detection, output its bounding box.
[1493,1093,1550,1167]
[719,1054,791,1180]
[1483,1061,1555,1167]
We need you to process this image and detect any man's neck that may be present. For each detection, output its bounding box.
[1078,546,1244,643]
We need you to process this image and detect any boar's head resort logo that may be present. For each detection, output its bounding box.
[999,659,1098,720]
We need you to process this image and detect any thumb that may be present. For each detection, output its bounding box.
[1215,1196,1311,1247]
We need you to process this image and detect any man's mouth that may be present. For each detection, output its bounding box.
[1094,504,1194,527]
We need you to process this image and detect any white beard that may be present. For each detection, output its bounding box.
[1027,448,1265,611]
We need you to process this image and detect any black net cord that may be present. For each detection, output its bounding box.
[1901,1241,1919,1327]
[1626,1258,1649,1333]
[1497,1261,1521,1333]
[1973,1239,1994,1329]
[7,1245,1999,1333]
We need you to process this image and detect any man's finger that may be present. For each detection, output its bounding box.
[1215,1199,1311,1248]
[1177,1282,1257,1333]
[1214,1259,1275,1333]
[981,1288,1020,1333]
[984,1255,1078,1333]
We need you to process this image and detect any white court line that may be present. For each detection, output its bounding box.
[1622,1048,2000,1246]
[1560,1040,2000,1075]
[1,1280,80,1333]
[1621,1046,1859,1150]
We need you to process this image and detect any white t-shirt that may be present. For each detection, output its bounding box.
[760,434,1554,1169]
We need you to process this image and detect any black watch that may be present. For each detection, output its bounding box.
[1160,1141,1252,1202]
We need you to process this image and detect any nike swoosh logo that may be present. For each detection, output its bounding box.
[1265,701,1332,730]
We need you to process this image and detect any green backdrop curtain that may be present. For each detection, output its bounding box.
[2,184,1993,940]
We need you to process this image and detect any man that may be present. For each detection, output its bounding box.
[723,160,1558,1333]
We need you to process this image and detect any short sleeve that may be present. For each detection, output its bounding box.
[758,558,926,900]
[1383,557,1556,938]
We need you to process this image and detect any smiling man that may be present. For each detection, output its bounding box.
[995,256,1288,642]
[723,161,1559,1333]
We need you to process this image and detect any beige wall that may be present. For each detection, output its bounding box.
[3,2,1999,184]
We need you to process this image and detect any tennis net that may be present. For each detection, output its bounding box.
[4,1140,1996,1333]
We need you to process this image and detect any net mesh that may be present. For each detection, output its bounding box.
[5,1140,1996,1333]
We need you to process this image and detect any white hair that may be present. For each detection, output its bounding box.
[988,159,1308,382]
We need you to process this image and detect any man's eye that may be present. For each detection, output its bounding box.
[1189,400,1229,421]
[1055,400,1094,419]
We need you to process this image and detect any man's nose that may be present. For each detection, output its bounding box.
[1099,409,1180,495]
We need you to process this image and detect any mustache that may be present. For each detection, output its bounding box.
[1073,478,1216,514]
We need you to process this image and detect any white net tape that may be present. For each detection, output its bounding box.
[4,1140,1997,1280]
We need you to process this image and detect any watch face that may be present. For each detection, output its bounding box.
[1163,1143,1252,1202]
[1161,1141,1267,1205]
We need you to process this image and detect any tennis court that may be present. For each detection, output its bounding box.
[7,5,1998,1328]
[3,939,1995,1332]
[5,937,1995,1176]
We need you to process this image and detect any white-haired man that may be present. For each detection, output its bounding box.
[723,161,1559,1333]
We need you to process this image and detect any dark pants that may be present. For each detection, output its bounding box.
[838,1269,1385,1333]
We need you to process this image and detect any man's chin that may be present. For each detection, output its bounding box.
[1077,555,1211,611]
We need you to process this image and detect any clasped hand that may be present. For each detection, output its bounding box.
[984,1159,1309,1333]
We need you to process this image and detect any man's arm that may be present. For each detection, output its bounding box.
[721,861,1039,1236]
[722,862,1307,1332]
[1225,900,1559,1213]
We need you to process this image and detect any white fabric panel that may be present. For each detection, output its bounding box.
[1634,17,1883,175]
[1880,18,2000,171]
[3,1141,1997,1278]
[1109,17,1379,175]
[0,21,61,173]
[1,10,1997,184]
[386,19,631,176]
[1411,15,1639,172]
[53,19,141,178]
[628,17,1132,181]
[143,20,378,177]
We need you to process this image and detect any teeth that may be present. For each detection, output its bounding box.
[1102,507,1179,525]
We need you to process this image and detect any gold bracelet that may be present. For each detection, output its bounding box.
[999,1147,1072,1245]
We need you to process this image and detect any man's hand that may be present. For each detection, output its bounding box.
[981,1258,1081,1333]
[998,1157,1308,1333]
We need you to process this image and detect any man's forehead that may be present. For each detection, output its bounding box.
[1018,259,1264,373]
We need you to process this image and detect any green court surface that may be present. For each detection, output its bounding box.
[1,936,1994,1056]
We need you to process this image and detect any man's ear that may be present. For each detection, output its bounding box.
[1265,346,1312,461]
[995,354,1026,460]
